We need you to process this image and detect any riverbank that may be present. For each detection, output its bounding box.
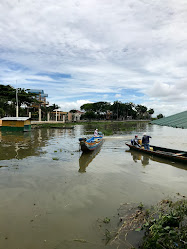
[99,196,187,249]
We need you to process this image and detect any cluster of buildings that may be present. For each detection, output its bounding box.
[27,89,83,122]
[0,89,84,131]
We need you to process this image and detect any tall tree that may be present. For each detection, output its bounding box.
[157,113,164,119]
[0,84,38,117]
[80,103,94,112]
[135,105,148,119]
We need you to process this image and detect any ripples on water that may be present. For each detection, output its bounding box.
[0,123,186,249]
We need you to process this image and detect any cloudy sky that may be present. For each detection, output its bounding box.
[0,0,187,116]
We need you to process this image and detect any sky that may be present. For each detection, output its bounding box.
[0,0,187,116]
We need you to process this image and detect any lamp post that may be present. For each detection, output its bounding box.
[16,88,19,117]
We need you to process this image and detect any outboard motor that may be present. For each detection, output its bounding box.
[79,138,87,142]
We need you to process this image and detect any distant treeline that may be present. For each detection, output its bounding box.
[79,101,154,120]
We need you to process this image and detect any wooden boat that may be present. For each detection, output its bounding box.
[79,133,103,152]
[125,143,187,164]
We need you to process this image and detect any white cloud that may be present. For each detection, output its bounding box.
[0,0,187,115]
[115,94,122,98]
[58,100,92,112]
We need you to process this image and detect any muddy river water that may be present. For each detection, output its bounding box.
[0,123,186,249]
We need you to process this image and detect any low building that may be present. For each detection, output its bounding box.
[1,117,31,132]
[50,110,68,122]
[68,110,84,122]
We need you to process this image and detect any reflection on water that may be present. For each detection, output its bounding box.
[0,128,77,161]
[0,130,48,160]
[128,150,150,166]
[127,149,187,170]
[82,121,147,135]
[79,144,103,173]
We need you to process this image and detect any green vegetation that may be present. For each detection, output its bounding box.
[0,84,59,119]
[80,101,154,120]
[31,120,149,135]
[31,123,73,129]
[157,113,164,119]
[103,217,111,224]
[0,84,37,117]
[139,199,187,249]
[138,202,144,211]
[98,198,187,249]
[76,120,148,136]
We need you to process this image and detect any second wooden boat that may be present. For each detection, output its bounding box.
[126,143,187,164]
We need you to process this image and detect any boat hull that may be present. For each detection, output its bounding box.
[126,143,187,164]
[80,136,103,152]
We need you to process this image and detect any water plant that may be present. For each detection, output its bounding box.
[105,229,112,243]
[138,202,144,210]
[139,199,187,249]
[103,217,110,223]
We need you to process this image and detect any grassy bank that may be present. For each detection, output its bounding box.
[31,120,149,135]
[31,122,74,129]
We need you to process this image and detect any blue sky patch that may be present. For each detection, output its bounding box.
[36,72,72,80]
[0,59,28,72]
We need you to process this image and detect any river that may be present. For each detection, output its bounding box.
[0,123,186,249]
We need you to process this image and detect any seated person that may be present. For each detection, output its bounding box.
[131,135,141,147]
[94,129,98,136]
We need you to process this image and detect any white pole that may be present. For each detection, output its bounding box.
[47,112,50,121]
[39,108,41,121]
[16,88,19,117]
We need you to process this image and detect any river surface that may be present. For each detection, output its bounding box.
[0,123,186,249]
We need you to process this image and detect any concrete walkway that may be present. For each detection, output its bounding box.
[31,121,65,124]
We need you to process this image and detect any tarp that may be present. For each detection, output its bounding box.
[1,117,30,121]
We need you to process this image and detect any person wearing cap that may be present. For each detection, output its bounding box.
[142,133,152,150]
[94,129,98,137]
[131,135,141,147]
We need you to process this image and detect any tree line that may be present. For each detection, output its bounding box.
[80,101,155,120]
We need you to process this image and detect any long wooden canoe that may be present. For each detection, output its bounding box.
[125,143,187,164]
[79,133,103,152]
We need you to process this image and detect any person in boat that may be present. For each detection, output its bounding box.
[94,129,99,137]
[131,135,141,147]
[142,133,152,150]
